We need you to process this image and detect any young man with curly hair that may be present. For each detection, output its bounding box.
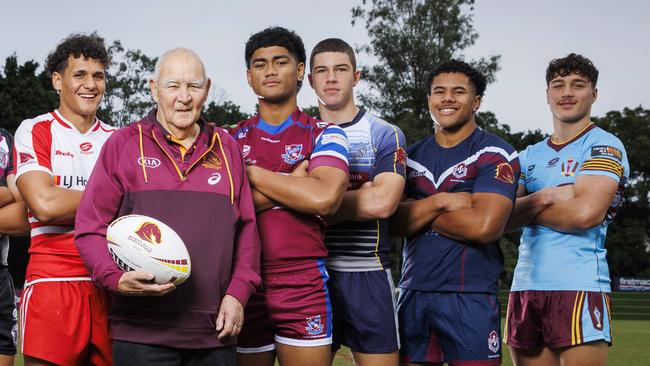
[230,27,349,366]
[504,54,629,366]
[393,60,520,366]
[13,33,115,366]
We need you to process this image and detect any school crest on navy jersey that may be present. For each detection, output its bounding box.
[452,163,467,179]
[282,144,304,164]
[488,330,500,353]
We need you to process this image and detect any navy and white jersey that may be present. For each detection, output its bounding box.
[0,128,14,266]
[325,110,406,272]
[511,125,629,292]
[401,128,519,293]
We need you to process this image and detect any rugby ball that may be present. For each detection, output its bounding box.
[106,214,191,285]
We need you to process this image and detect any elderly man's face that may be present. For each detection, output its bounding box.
[150,51,210,132]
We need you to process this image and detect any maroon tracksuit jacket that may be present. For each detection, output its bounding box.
[75,111,261,349]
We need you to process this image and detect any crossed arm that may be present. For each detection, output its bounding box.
[391,191,513,245]
[326,172,405,225]
[506,175,619,233]
[17,171,82,224]
[0,174,29,235]
[246,161,348,216]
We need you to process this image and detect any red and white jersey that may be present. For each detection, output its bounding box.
[13,110,115,282]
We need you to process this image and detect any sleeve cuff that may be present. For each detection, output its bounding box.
[103,270,124,292]
[225,277,256,307]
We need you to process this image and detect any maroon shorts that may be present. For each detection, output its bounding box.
[236,260,332,352]
[505,290,612,350]
[20,281,112,365]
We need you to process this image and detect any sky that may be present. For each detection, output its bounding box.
[1,0,648,134]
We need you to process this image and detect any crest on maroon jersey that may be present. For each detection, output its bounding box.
[281,144,305,164]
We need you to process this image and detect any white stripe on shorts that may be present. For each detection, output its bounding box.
[19,285,34,354]
[385,268,401,350]
[275,334,332,347]
[236,344,276,353]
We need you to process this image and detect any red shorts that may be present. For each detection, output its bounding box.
[505,290,612,350]
[20,281,112,365]
[237,260,332,352]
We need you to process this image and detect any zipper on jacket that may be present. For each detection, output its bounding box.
[152,130,219,181]
[152,130,186,181]
[184,132,218,176]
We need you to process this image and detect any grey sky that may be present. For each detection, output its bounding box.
[1,0,648,134]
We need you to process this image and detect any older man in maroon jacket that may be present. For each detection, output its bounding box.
[75,48,261,366]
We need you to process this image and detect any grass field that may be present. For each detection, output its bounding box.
[12,320,650,365]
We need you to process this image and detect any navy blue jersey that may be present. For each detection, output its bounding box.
[400,128,519,293]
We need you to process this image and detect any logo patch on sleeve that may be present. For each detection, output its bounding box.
[321,133,348,149]
[591,145,622,161]
[494,162,515,184]
[19,152,35,164]
[395,147,406,165]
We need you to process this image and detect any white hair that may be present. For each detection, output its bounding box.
[152,47,207,82]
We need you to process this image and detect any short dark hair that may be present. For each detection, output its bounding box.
[45,33,110,77]
[426,59,487,97]
[309,38,356,71]
[244,26,306,67]
[546,53,599,86]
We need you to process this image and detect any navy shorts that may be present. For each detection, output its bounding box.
[329,269,399,354]
[398,289,501,365]
[0,268,17,355]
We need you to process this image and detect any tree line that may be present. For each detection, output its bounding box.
[1,0,648,285]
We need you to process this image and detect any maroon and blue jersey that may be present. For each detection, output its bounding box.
[230,109,349,273]
[401,128,519,293]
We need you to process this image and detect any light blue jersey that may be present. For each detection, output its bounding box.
[511,125,629,292]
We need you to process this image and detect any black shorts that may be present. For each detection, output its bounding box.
[113,341,235,366]
[0,268,17,355]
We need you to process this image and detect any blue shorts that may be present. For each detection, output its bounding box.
[398,290,501,365]
[329,269,399,354]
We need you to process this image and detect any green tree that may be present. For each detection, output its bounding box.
[593,106,650,277]
[476,111,547,152]
[203,100,251,127]
[302,105,320,118]
[352,0,500,143]
[99,40,157,126]
[0,55,58,134]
